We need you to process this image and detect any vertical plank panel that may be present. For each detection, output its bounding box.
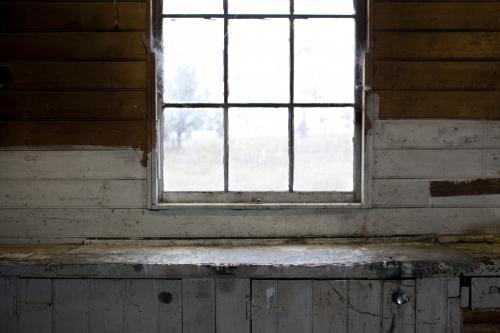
[54,279,89,333]
[0,277,17,333]
[312,280,347,333]
[447,278,462,333]
[124,279,159,333]
[19,278,53,333]
[348,280,382,333]
[90,279,124,333]
[277,280,312,333]
[216,278,250,333]
[382,280,415,333]
[183,278,215,333]
[158,280,182,333]
[251,280,277,333]
[416,278,447,333]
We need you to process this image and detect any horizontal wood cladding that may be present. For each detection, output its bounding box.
[0,2,146,32]
[0,91,147,121]
[375,32,500,59]
[1,62,146,90]
[0,32,147,61]
[375,2,500,31]
[0,121,146,148]
[377,91,500,119]
[374,61,500,90]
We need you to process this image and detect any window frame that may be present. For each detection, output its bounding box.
[150,0,367,207]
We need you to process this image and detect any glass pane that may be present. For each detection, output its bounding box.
[294,108,354,191]
[294,19,355,103]
[295,0,354,15]
[229,108,288,191]
[229,0,289,14]
[228,19,289,103]
[164,108,224,191]
[163,0,222,14]
[163,19,223,103]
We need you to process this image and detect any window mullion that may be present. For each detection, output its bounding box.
[223,0,229,192]
[288,0,295,192]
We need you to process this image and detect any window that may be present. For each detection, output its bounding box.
[156,0,365,205]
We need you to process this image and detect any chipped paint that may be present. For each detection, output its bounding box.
[430,178,500,197]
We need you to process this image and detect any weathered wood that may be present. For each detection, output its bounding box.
[18,278,53,333]
[216,278,250,333]
[312,280,347,333]
[158,280,182,333]
[123,279,159,333]
[89,279,124,333]
[0,2,145,32]
[375,61,500,90]
[375,2,500,31]
[377,91,500,119]
[0,150,146,179]
[471,278,500,310]
[252,280,277,333]
[463,310,500,333]
[382,280,415,333]
[347,280,382,333]
[183,278,215,333]
[0,32,147,61]
[447,278,462,333]
[277,280,312,333]
[0,277,17,333]
[376,32,500,59]
[416,278,447,333]
[430,179,500,197]
[0,179,147,208]
[0,121,146,149]
[54,279,89,333]
[2,62,146,90]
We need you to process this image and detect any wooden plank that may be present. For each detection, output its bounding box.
[2,62,146,90]
[447,278,462,333]
[347,280,382,333]
[463,310,500,333]
[312,280,347,333]
[0,121,146,149]
[183,278,215,333]
[0,91,147,120]
[251,280,277,333]
[216,278,250,333]
[375,2,500,31]
[277,280,312,333]
[0,179,147,208]
[471,278,500,310]
[0,150,145,179]
[375,32,500,59]
[382,280,415,333]
[0,32,146,61]
[416,278,447,333]
[19,278,53,333]
[89,279,124,333]
[0,2,146,31]
[158,280,182,333]
[0,277,17,333]
[123,279,159,333]
[374,61,500,90]
[377,91,500,119]
[54,279,89,333]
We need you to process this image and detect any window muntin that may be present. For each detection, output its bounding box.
[159,0,364,204]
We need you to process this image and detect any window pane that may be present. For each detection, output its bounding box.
[295,0,354,15]
[294,108,354,191]
[228,19,289,103]
[164,108,224,191]
[163,19,223,103]
[229,108,288,191]
[295,19,355,103]
[163,0,222,14]
[229,0,289,14]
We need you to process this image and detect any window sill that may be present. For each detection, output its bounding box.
[150,202,365,210]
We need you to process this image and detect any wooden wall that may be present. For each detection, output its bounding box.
[1,0,500,240]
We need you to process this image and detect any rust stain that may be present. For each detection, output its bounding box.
[430,178,500,197]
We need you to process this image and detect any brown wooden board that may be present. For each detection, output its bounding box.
[0,91,147,121]
[0,32,147,61]
[0,2,146,32]
[0,62,146,90]
[0,121,146,148]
